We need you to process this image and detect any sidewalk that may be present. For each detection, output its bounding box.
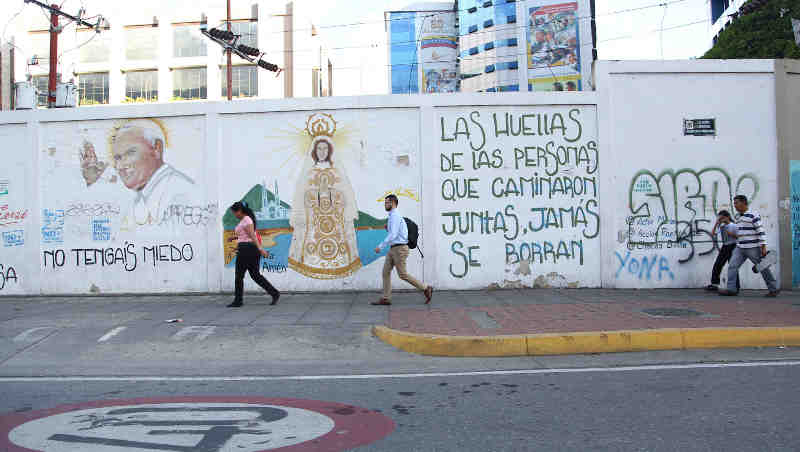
[373,288,800,357]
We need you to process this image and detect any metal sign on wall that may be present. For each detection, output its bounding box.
[683,118,716,136]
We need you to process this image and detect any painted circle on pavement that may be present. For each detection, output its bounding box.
[0,397,394,452]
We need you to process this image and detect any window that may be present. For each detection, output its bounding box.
[126,26,159,60]
[77,29,111,63]
[77,72,109,105]
[173,24,207,58]
[230,21,258,48]
[33,76,48,106]
[468,25,478,33]
[222,65,257,98]
[125,70,158,102]
[172,67,207,100]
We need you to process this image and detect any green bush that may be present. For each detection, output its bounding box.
[703,0,800,59]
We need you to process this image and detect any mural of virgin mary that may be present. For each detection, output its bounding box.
[288,129,362,279]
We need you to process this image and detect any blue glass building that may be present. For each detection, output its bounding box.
[458,0,520,92]
[388,11,420,94]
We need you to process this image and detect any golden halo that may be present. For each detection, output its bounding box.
[107,118,170,156]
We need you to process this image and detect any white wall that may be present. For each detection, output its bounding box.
[0,60,787,295]
[598,60,780,289]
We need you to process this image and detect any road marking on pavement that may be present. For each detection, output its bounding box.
[0,397,395,452]
[1,360,800,382]
[12,327,57,343]
[97,326,127,343]
[172,326,216,342]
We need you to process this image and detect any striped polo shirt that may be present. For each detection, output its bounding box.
[735,210,766,248]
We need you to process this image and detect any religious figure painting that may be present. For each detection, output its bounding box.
[221,111,421,280]
[288,115,362,279]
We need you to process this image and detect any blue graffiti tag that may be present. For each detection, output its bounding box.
[2,230,24,247]
[615,251,675,281]
[92,218,112,241]
[41,208,65,244]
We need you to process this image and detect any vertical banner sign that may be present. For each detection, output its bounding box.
[792,19,800,46]
[419,11,459,93]
[791,160,800,287]
[526,1,585,92]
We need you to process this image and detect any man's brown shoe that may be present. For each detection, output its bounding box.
[424,286,433,304]
[371,299,392,306]
[765,291,780,298]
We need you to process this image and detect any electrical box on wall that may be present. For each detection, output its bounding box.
[55,81,77,107]
[14,81,35,110]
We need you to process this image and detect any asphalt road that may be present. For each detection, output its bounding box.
[1,363,800,451]
[2,294,800,451]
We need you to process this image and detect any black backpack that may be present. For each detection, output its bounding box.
[404,217,424,257]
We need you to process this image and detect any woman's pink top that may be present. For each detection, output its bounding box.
[235,216,254,243]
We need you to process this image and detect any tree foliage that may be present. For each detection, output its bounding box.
[703,0,800,59]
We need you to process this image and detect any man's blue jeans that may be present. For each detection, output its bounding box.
[726,247,778,292]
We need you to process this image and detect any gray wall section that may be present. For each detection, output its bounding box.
[775,59,800,289]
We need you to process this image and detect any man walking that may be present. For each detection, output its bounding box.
[705,210,740,292]
[372,195,433,306]
[719,195,780,297]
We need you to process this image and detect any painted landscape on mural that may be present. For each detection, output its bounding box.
[222,183,389,277]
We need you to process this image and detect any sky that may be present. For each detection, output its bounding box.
[1,0,715,97]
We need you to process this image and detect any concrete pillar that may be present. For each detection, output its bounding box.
[774,59,800,290]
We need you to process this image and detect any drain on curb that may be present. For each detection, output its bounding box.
[641,307,706,318]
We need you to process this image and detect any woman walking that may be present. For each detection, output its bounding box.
[229,201,280,307]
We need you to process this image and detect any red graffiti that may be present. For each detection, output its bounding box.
[0,205,28,227]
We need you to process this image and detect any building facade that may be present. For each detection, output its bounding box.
[708,0,747,48]
[3,0,332,108]
[387,3,460,94]
[387,0,595,94]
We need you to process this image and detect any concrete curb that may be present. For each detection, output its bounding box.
[372,325,800,357]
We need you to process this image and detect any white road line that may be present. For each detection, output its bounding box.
[12,327,57,343]
[172,326,216,342]
[1,360,799,382]
[97,327,127,343]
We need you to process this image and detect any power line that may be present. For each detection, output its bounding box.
[253,0,696,38]
[250,0,702,58]
[281,16,710,72]
[1,2,28,58]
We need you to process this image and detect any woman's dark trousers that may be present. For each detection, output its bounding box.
[234,243,279,301]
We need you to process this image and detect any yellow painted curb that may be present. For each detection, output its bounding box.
[372,325,800,357]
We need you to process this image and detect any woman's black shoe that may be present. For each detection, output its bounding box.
[270,294,280,306]
[227,301,243,308]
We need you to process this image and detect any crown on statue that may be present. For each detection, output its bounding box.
[305,113,337,138]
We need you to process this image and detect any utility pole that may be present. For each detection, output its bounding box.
[23,0,104,107]
[48,3,58,108]
[226,0,232,101]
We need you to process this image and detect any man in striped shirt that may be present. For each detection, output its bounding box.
[720,195,780,297]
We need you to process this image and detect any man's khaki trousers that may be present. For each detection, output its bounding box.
[382,245,425,300]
